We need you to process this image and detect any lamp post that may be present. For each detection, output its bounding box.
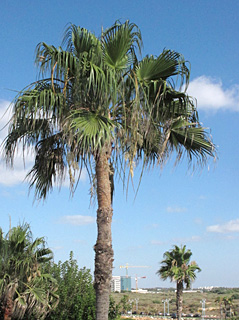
[166,299,170,315]
[162,300,166,317]
[135,298,139,312]
[201,299,206,320]
[162,299,170,317]
[129,299,134,315]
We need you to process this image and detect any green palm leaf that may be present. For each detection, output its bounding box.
[102,20,142,70]
[136,50,190,89]
[70,109,117,153]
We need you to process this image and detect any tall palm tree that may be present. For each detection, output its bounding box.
[3,21,215,320]
[0,223,58,320]
[157,245,201,320]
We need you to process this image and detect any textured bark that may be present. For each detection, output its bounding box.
[94,148,114,320]
[176,281,183,320]
[3,297,13,320]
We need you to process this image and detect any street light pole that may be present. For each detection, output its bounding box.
[162,300,166,317]
[201,299,206,320]
[167,299,170,315]
[135,298,139,312]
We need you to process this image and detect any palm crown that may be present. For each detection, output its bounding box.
[4,21,215,200]
[157,245,201,289]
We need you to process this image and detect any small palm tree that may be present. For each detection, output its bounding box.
[215,297,223,320]
[3,21,215,320]
[157,245,201,320]
[223,297,234,319]
[0,223,59,320]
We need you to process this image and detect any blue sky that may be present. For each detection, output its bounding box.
[0,0,239,288]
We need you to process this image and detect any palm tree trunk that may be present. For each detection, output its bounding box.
[176,281,183,320]
[94,148,114,320]
[3,297,13,320]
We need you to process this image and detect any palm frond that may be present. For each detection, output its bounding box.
[70,109,117,154]
[26,133,66,199]
[102,20,142,70]
[35,43,78,80]
[62,24,100,57]
[136,50,190,89]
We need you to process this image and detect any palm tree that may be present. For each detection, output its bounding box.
[157,245,201,320]
[215,297,223,320]
[0,223,59,320]
[222,297,234,319]
[3,21,215,320]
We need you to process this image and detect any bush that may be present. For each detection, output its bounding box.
[45,252,95,320]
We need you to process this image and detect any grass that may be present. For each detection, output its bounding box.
[111,288,239,317]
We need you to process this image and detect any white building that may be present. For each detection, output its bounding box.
[111,276,121,292]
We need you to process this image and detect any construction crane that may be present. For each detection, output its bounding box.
[119,263,150,277]
[135,275,146,291]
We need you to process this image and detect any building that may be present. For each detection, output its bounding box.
[131,288,148,294]
[111,276,121,292]
[121,276,131,292]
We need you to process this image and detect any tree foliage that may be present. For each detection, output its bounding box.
[157,245,201,288]
[0,223,58,320]
[44,251,95,320]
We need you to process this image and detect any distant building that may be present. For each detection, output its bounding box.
[131,288,148,294]
[198,286,216,291]
[121,276,131,292]
[111,276,121,292]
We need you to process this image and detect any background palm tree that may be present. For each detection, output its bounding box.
[223,297,234,319]
[157,245,201,320]
[215,297,224,320]
[0,223,58,320]
[3,21,215,320]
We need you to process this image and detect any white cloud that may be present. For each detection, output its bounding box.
[187,76,239,111]
[0,100,11,138]
[59,215,96,226]
[0,100,34,185]
[207,219,239,233]
[0,100,88,187]
[166,206,187,213]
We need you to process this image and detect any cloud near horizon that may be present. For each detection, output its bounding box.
[207,219,239,233]
[0,100,87,187]
[59,215,96,226]
[187,76,239,112]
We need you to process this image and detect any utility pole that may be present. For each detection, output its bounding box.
[201,299,206,320]
[135,298,139,312]
[129,299,134,315]
[167,299,170,315]
[162,299,166,317]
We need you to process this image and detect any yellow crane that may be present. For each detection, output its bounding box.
[135,275,146,291]
[119,263,150,277]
